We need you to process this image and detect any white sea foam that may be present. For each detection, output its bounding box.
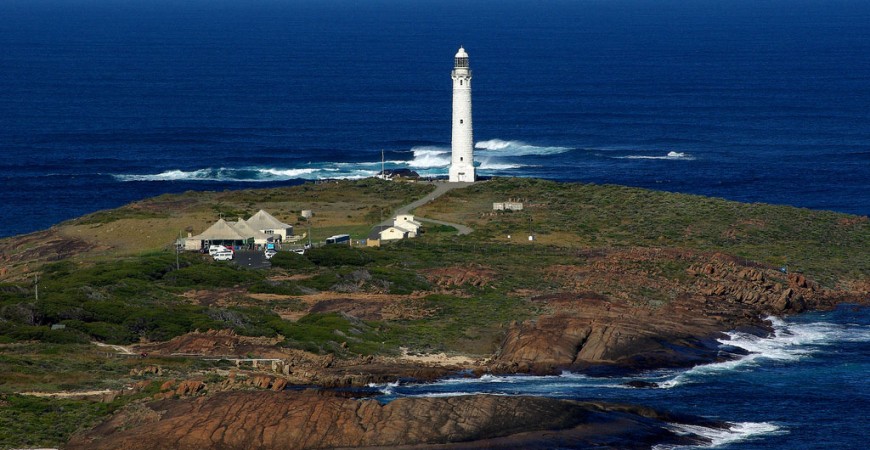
[408,146,451,168]
[617,151,694,160]
[654,421,783,449]
[116,139,561,182]
[114,166,374,182]
[477,160,525,170]
[475,139,571,156]
[658,315,865,388]
[258,168,321,178]
[410,391,508,398]
[391,371,623,398]
[368,380,400,395]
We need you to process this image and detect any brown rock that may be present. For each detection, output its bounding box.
[251,375,272,389]
[789,273,808,288]
[174,380,205,397]
[66,391,712,450]
[271,378,288,392]
[498,290,766,371]
[131,380,152,391]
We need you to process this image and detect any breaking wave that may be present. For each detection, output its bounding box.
[657,315,868,388]
[114,139,575,182]
[616,151,694,160]
[475,139,571,156]
[408,146,451,169]
[113,167,365,182]
[477,160,524,170]
[654,421,784,449]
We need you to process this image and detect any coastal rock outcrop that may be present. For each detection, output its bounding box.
[494,250,850,372]
[67,391,716,450]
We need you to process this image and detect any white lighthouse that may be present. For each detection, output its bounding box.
[449,46,475,183]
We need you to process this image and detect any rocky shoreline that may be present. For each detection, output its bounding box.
[491,251,866,375]
[67,391,723,450]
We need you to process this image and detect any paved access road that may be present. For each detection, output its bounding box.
[380,181,474,235]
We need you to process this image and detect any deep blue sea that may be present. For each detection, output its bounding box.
[2,0,869,239]
[1,1,868,448]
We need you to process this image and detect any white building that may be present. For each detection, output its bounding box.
[185,218,250,250]
[246,210,293,241]
[229,218,270,245]
[393,214,422,237]
[379,226,409,241]
[493,201,524,211]
[184,210,291,250]
[449,46,475,183]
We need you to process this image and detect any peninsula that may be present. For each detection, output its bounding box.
[1,177,867,449]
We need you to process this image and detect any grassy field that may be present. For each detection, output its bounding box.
[416,178,870,287]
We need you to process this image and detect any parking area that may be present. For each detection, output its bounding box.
[231,250,271,270]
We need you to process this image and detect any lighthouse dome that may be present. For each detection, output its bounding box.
[454,47,468,58]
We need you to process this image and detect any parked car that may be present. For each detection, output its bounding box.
[208,245,230,256]
[264,249,277,259]
[212,250,234,261]
[292,248,305,255]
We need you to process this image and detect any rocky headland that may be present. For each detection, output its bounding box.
[66,391,721,450]
[492,249,865,374]
[1,178,868,449]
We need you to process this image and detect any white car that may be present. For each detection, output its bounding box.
[208,245,229,256]
[264,249,277,259]
[212,250,234,261]
[292,248,305,255]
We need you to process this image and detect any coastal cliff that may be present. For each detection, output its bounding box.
[66,391,717,450]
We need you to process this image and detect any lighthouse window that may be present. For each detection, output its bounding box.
[460,157,464,161]
[460,80,463,86]
[460,119,463,124]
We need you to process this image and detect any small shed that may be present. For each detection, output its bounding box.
[366,226,390,247]
[493,201,523,211]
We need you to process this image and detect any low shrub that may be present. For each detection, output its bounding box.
[305,246,374,267]
[269,252,315,270]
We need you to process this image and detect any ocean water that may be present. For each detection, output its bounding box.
[1,0,869,238]
[373,306,870,449]
[1,1,868,448]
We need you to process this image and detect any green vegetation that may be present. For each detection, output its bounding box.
[381,293,531,354]
[272,312,386,354]
[0,394,123,449]
[75,208,170,225]
[418,178,870,287]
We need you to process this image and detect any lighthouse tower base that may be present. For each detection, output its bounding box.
[449,165,476,183]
